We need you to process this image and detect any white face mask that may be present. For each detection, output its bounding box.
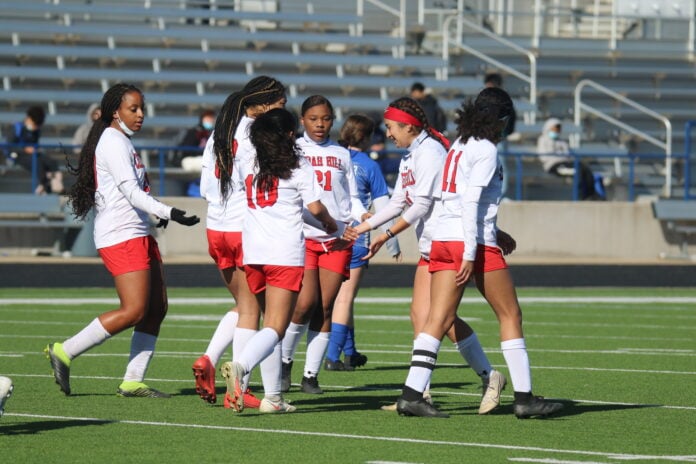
[116,113,135,136]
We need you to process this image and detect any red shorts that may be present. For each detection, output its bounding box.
[99,235,161,277]
[304,239,351,278]
[429,241,508,274]
[417,256,429,267]
[207,229,243,270]
[245,264,304,294]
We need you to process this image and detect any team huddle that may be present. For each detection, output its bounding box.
[44,76,563,419]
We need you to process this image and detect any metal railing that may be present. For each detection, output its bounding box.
[573,79,673,197]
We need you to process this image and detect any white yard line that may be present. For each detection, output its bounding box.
[5,412,696,462]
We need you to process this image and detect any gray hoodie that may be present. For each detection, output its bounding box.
[72,103,100,149]
[536,117,572,172]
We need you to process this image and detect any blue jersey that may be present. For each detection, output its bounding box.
[350,149,390,248]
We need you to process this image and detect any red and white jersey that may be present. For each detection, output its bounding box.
[367,131,445,258]
[434,136,502,260]
[93,127,171,249]
[199,116,253,231]
[238,155,323,266]
[298,134,366,242]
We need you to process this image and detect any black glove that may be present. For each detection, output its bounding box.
[170,208,200,226]
[155,217,169,229]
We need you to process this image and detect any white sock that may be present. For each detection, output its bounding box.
[62,318,111,359]
[259,341,282,398]
[404,333,441,394]
[456,332,493,379]
[304,330,330,377]
[238,328,280,375]
[281,322,308,363]
[123,331,157,382]
[205,310,238,365]
[233,328,257,390]
[501,338,531,392]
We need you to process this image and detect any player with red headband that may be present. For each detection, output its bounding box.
[353,97,505,415]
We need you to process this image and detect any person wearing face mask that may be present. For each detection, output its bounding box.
[4,105,63,194]
[176,109,216,171]
[45,83,200,398]
[537,117,604,200]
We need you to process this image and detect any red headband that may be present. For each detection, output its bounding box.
[384,107,422,127]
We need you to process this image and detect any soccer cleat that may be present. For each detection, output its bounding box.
[396,396,449,418]
[423,388,433,405]
[45,342,71,395]
[192,355,216,404]
[300,375,323,394]
[220,361,245,412]
[0,376,13,418]
[513,395,564,419]
[345,352,368,369]
[479,370,507,415]
[117,381,171,398]
[224,388,261,409]
[259,396,296,414]
[324,359,351,371]
[280,361,293,393]
[380,402,397,411]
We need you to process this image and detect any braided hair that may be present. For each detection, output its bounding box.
[249,108,300,193]
[386,97,448,149]
[213,75,286,200]
[67,83,143,220]
[454,87,514,145]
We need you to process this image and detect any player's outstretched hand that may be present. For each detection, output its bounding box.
[155,217,169,229]
[171,208,200,226]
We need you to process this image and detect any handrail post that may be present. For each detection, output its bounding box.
[158,147,166,197]
[685,120,695,200]
[572,155,579,201]
[31,148,39,194]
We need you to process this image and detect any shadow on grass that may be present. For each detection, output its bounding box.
[0,418,112,436]
[457,399,657,419]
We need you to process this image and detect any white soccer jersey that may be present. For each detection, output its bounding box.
[93,127,171,249]
[298,134,367,241]
[199,116,253,231]
[366,131,445,258]
[434,136,502,259]
[239,156,323,266]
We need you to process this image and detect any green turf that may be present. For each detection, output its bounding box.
[1,287,694,463]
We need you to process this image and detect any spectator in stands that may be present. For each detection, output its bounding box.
[45,83,200,399]
[537,117,604,200]
[4,105,63,195]
[177,108,216,171]
[72,103,101,153]
[409,82,447,133]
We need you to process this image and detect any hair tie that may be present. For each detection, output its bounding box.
[384,107,422,127]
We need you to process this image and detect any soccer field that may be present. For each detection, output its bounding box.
[1,287,694,463]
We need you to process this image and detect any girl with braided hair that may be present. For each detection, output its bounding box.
[193,76,287,408]
[395,87,563,418]
[46,83,200,398]
[221,108,348,413]
[353,96,505,415]
[280,95,368,395]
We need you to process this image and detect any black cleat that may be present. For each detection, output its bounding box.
[513,395,564,419]
[300,375,324,394]
[345,352,368,369]
[281,361,292,393]
[45,343,71,396]
[324,359,352,371]
[396,397,449,418]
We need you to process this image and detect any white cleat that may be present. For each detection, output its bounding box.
[0,376,13,418]
[479,369,506,415]
[259,396,296,413]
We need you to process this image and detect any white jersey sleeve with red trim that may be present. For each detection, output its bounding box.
[93,127,171,249]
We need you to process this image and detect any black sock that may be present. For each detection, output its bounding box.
[401,385,422,402]
[514,391,533,403]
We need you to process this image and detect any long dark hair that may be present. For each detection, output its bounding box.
[67,83,143,220]
[249,108,300,193]
[385,97,448,149]
[213,75,286,199]
[454,87,514,145]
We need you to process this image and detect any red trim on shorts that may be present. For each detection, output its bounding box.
[245,264,304,294]
[304,239,351,278]
[417,256,429,267]
[98,235,161,277]
[429,240,507,274]
[206,229,243,270]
